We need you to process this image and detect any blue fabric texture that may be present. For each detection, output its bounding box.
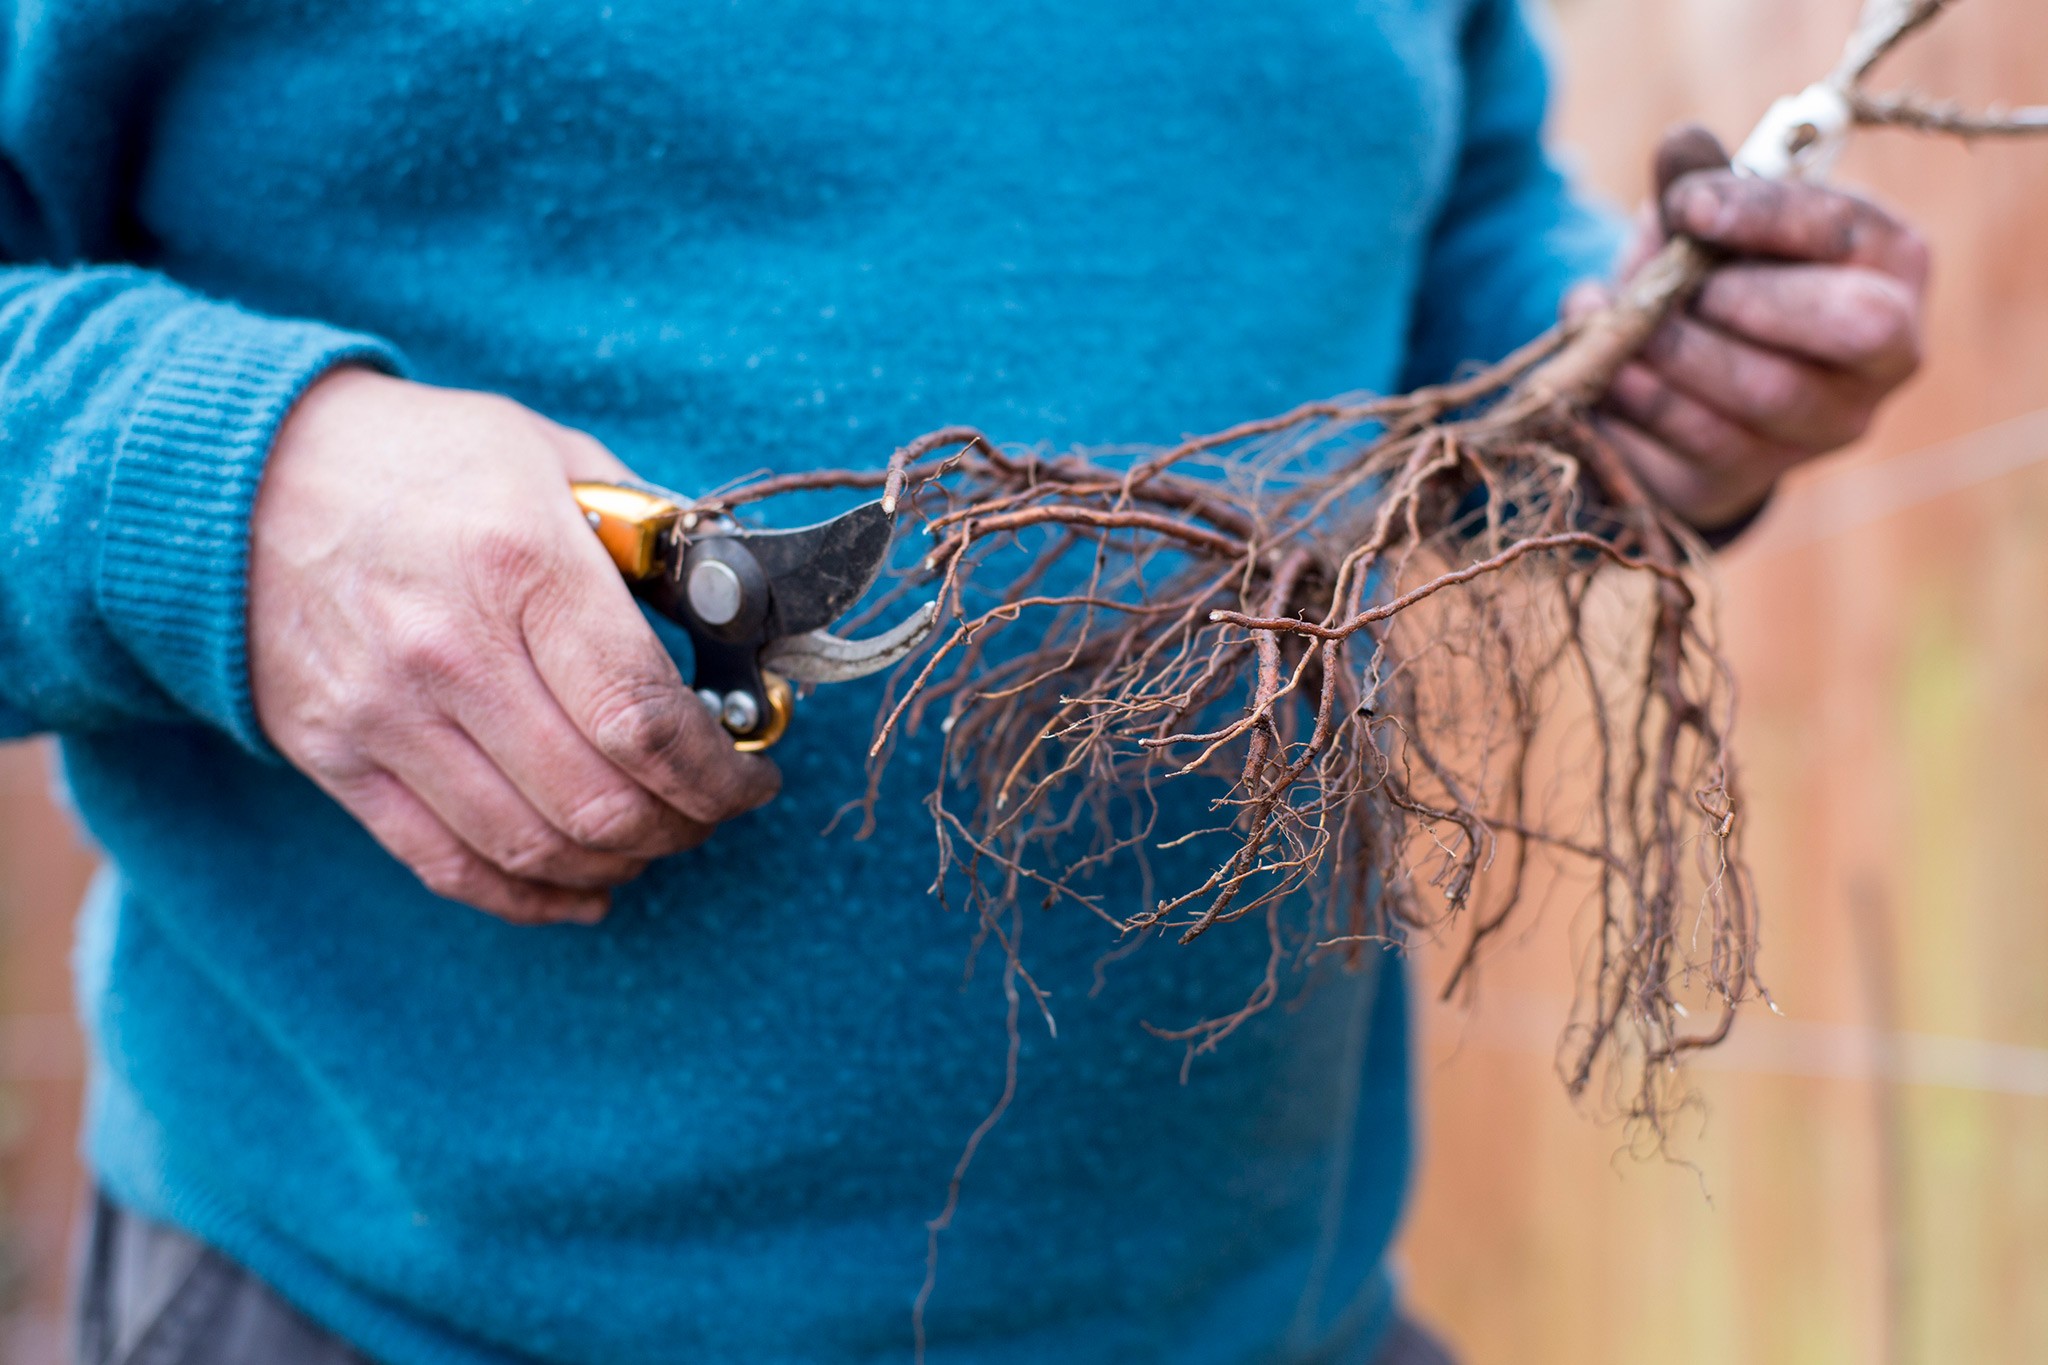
[0,1,1616,1361]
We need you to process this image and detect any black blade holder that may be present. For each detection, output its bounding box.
[639,530,792,750]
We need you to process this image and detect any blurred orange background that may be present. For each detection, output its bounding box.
[1401,2,2048,1363]
[5,1,2048,1361]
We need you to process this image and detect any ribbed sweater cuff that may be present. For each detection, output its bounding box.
[97,304,404,754]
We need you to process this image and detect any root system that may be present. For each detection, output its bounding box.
[719,0,2045,1134]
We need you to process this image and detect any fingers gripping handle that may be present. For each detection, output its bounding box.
[569,481,793,750]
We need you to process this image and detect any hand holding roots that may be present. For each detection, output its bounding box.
[728,0,2045,1129]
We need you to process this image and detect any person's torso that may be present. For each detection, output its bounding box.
[31,1,1477,1360]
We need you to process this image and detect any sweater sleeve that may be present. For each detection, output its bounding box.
[1399,0,1625,389]
[0,265,402,749]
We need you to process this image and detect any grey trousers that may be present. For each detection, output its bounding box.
[72,1195,371,1365]
[74,1194,1460,1365]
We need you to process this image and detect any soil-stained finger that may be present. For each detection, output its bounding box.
[1637,310,1875,452]
[1691,262,1923,380]
[329,767,612,925]
[426,641,708,859]
[516,509,781,827]
[1663,171,1930,286]
[1605,362,1799,517]
[369,718,664,890]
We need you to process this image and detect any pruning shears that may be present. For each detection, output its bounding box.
[571,482,936,751]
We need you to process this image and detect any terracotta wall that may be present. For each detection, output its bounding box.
[0,746,93,1363]
[4,2,2047,1362]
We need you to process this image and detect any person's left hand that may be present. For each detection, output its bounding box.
[1566,126,1930,534]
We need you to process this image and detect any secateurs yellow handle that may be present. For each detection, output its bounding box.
[571,481,686,583]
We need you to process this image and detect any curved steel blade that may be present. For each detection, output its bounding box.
[736,499,897,637]
[761,602,940,684]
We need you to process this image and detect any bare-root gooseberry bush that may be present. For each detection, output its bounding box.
[718,0,2047,1135]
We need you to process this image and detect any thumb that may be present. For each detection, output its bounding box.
[1605,125,1733,285]
[1653,123,1734,234]
[1654,123,1733,198]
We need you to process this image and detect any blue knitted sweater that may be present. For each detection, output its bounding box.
[0,1,1612,1361]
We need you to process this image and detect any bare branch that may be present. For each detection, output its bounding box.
[1852,90,2048,138]
[1833,0,1957,89]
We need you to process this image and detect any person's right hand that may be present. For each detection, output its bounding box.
[249,368,780,926]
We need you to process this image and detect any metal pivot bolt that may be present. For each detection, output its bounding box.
[695,679,791,748]
[687,559,745,626]
[677,538,771,645]
[718,690,760,734]
[694,685,773,740]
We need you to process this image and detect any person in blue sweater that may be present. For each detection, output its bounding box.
[0,1,1927,1362]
